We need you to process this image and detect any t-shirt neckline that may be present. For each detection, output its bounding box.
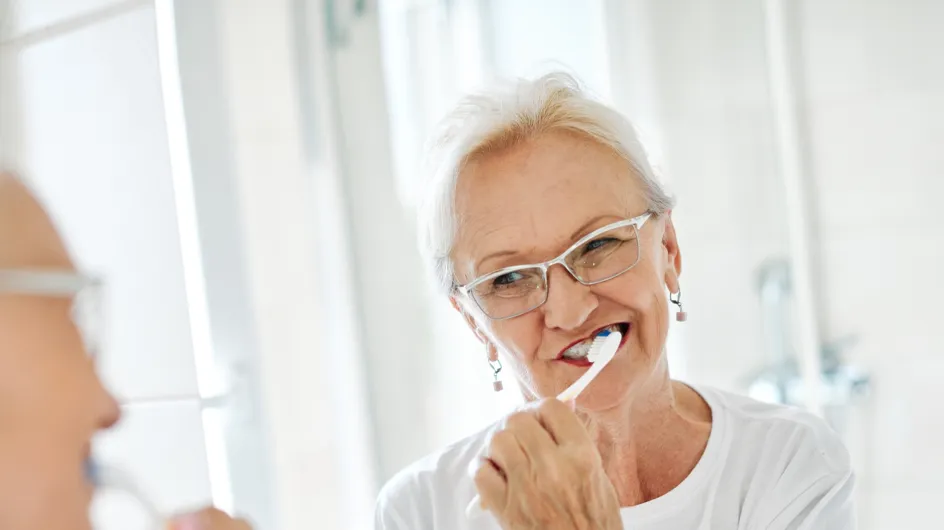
[616,384,727,522]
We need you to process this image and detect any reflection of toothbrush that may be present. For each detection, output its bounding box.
[557,329,621,402]
[466,330,622,519]
[87,459,165,529]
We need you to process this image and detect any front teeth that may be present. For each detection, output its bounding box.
[562,325,623,359]
[562,341,592,359]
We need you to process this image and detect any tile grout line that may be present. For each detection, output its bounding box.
[119,394,204,407]
[0,0,153,49]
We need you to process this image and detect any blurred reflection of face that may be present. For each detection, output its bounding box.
[0,175,121,530]
[451,132,682,410]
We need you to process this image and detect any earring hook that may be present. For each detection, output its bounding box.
[670,288,688,322]
[487,354,504,392]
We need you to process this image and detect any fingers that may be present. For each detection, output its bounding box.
[504,410,557,454]
[533,398,591,446]
[168,507,253,530]
[489,408,560,471]
[487,428,528,473]
[473,457,508,512]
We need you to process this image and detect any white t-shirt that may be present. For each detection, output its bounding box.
[375,385,856,529]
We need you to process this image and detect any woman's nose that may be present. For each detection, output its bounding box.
[541,265,597,330]
[97,384,122,430]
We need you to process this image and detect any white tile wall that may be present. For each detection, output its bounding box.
[796,1,944,525]
[212,0,378,526]
[4,0,135,39]
[9,4,201,402]
[795,0,944,104]
[855,489,943,530]
[674,237,784,387]
[633,0,792,391]
[0,45,21,167]
[487,0,611,97]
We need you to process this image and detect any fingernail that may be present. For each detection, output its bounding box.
[168,514,203,530]
[567,399,577,411]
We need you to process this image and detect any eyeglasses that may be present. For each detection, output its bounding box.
[456,212,653,320]
[0,269,103,358]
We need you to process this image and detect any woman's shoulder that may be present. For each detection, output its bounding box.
[695,386,856,527]
[375,420,500,527]
[701,385,850,471]
[699,388,848,459]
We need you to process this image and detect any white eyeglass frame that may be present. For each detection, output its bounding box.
[0,269,98,296]
[456,212,653,320]
[0,268,103,356]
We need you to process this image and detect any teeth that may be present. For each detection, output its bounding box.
[562,325,623,359]
[562,342,592,359]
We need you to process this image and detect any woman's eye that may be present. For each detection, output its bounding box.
[492,271,523,287]
[584,237,618,253]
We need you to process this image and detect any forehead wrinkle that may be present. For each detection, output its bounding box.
[457,217,537,277]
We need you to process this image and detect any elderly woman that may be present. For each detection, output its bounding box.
[0,173,250,530]
[374,73,854,530]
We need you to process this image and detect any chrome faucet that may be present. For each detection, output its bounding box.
[745,258,871,429]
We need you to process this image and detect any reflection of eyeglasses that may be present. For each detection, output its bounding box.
[456,212,653,320]
[0,269,103,358]
[0,269,164,528]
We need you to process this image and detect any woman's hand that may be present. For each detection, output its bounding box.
[472,398,622,530]
[167,507,253,530]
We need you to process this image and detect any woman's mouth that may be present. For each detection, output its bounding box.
[556,323,630,366]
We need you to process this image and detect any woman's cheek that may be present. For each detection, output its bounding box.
[492,318,540,358]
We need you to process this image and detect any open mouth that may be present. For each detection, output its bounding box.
[556,322,630,364]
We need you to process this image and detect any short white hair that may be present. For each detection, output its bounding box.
[418,71,675,294]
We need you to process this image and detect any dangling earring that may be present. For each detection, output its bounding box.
[487,346,504,392]
[670,288,688,322]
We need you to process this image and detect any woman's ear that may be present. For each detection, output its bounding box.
[450,295,488,345]
[450,296,499,361]
[661,213,683,292]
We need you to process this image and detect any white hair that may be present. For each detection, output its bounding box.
[418,71,675,294]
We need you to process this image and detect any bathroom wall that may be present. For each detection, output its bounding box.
[795,1,944,527]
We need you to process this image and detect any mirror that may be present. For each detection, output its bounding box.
[1,0,939,528]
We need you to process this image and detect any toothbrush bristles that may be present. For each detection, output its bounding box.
[586,331,611,363]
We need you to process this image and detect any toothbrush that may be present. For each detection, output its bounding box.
[88,460,165,529]
[466,329,622,519]
[556,329,622,402]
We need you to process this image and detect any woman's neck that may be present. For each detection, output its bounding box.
[579,368,712,506]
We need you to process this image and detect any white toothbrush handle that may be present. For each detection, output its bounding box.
[557,361,606,402]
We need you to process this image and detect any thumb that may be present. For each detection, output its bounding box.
[167,511,208,530]
[168,507,252,530]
